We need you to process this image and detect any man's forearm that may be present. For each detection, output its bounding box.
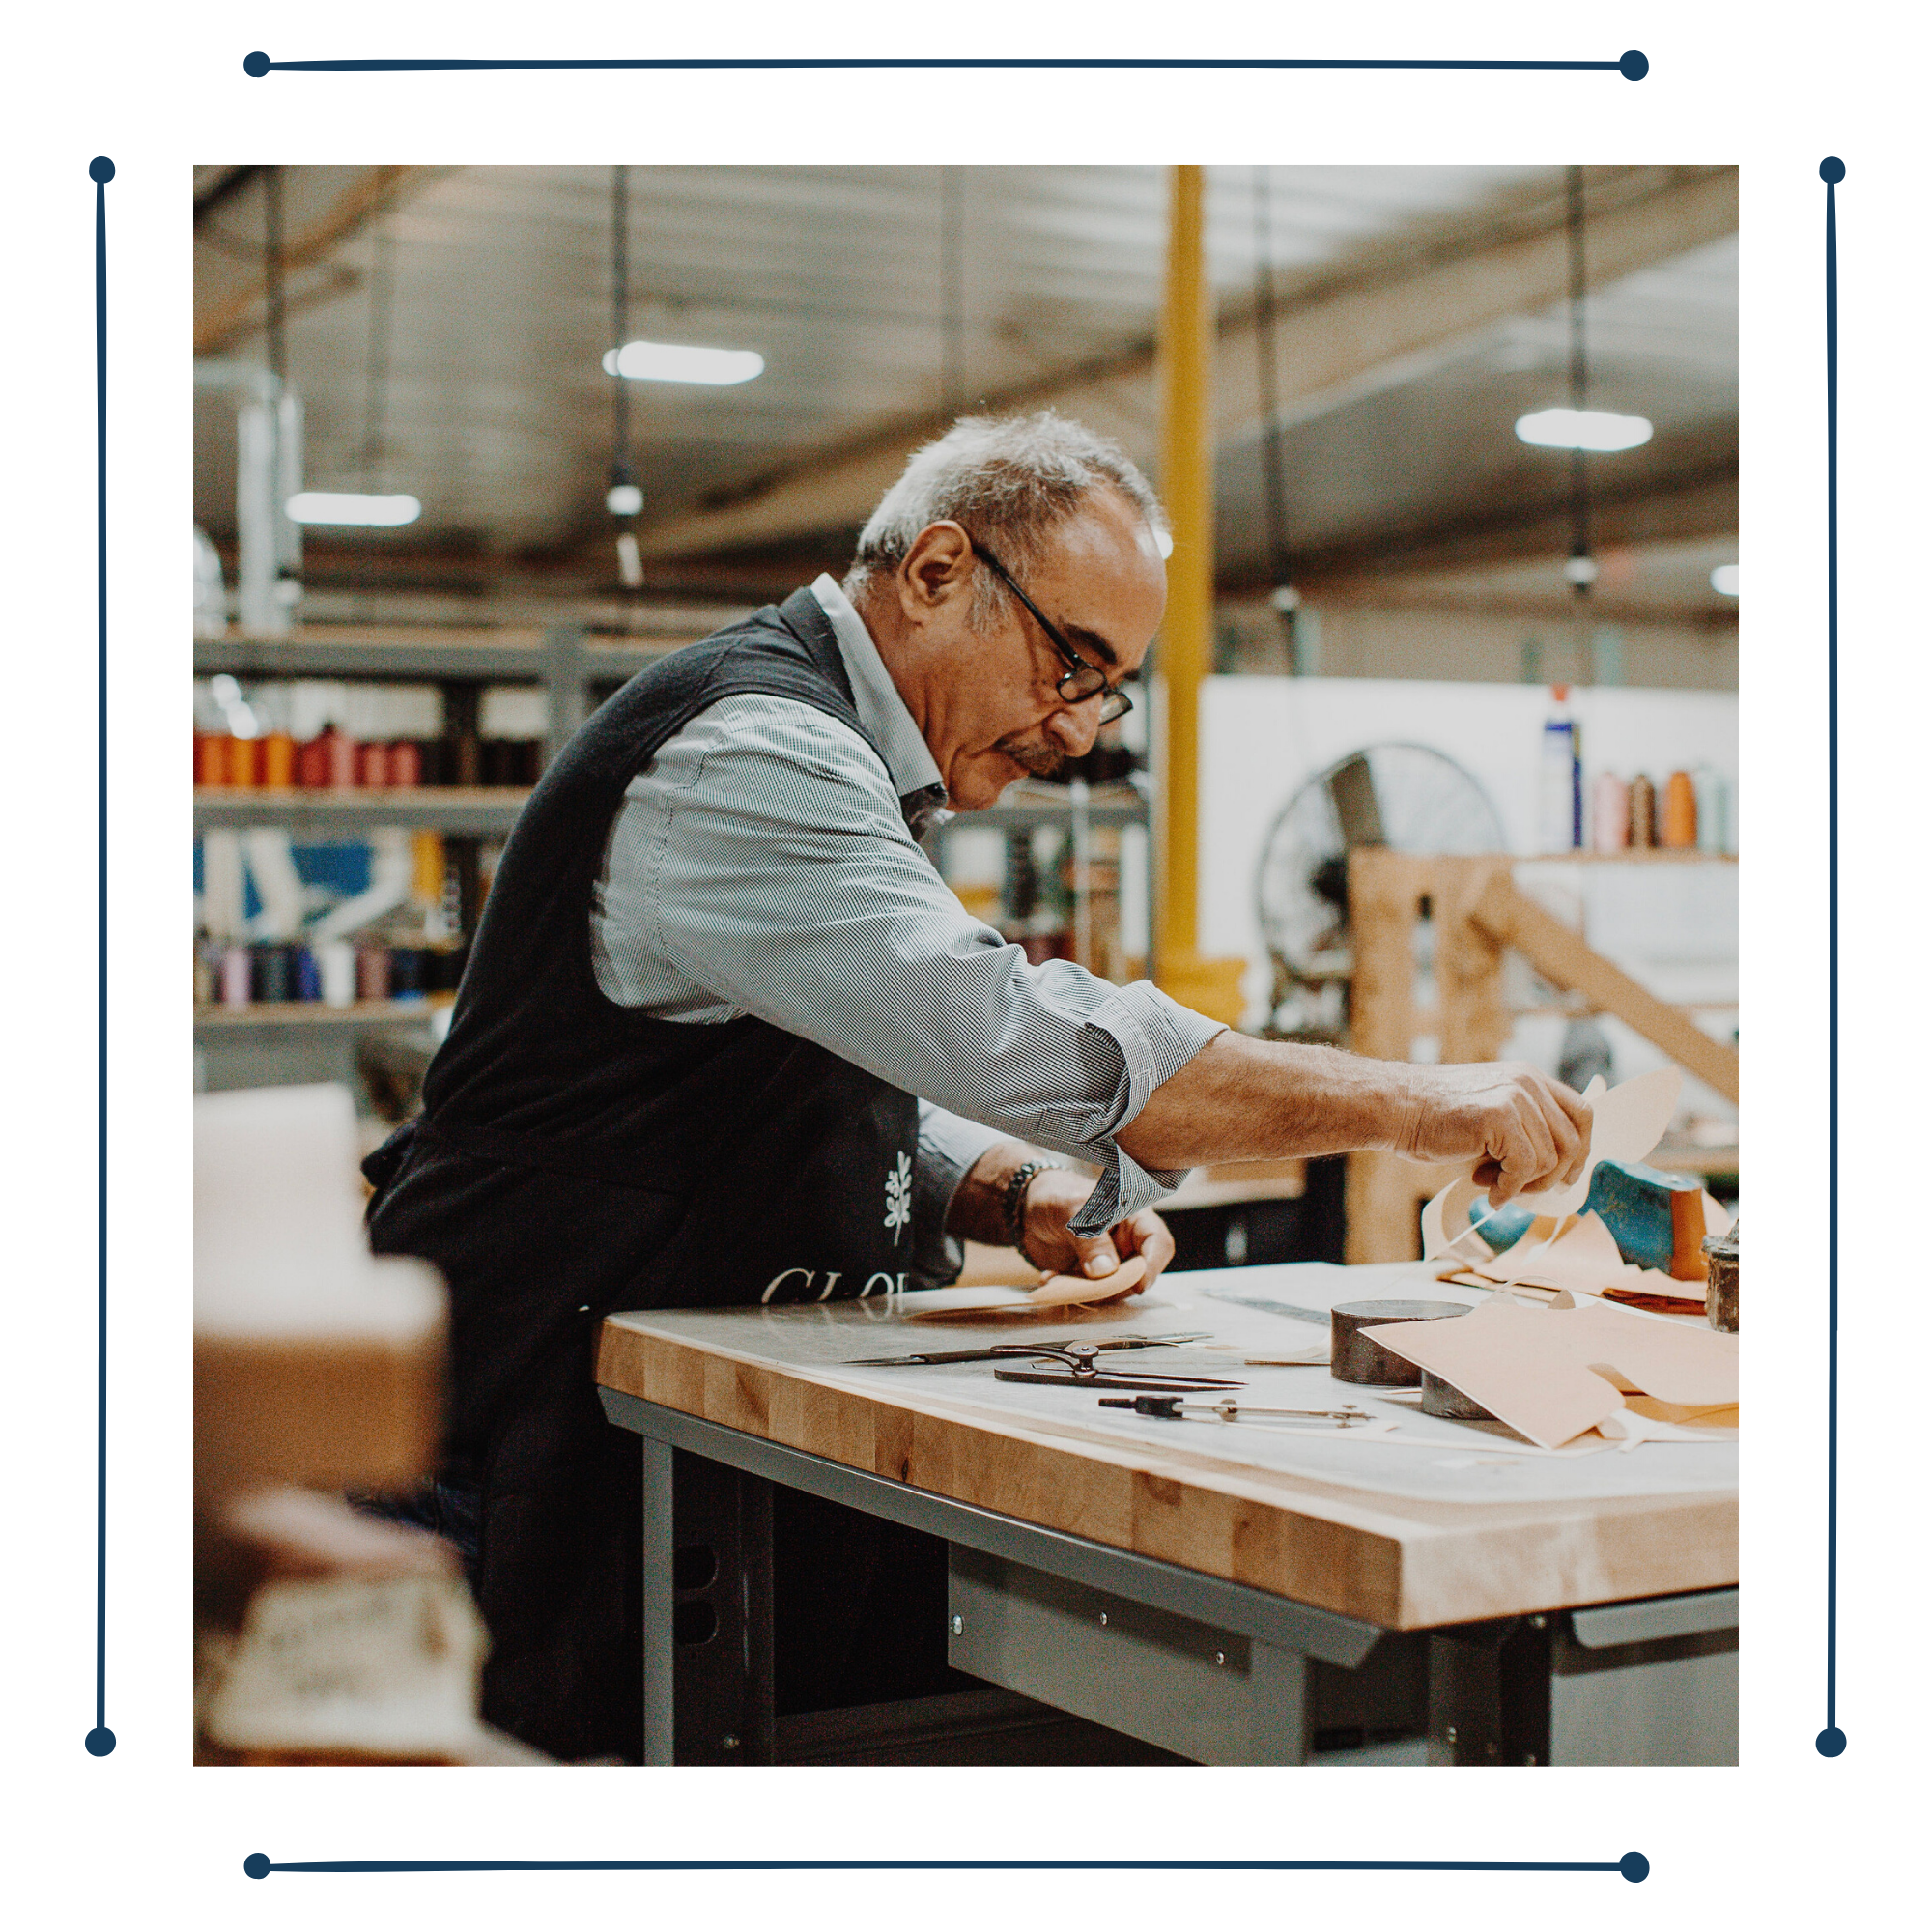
[944,1139,1038,1246]
[1113,1033,1414,1170]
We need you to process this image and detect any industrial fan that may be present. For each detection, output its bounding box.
[1253,743,1506,1037]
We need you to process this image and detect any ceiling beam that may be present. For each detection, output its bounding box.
[193,166,447,356]
[194,165,263,227]
[635,165,1737,563]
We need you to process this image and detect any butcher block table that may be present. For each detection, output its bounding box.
[596,1261,1737,1768]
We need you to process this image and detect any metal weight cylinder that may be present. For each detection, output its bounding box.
[1702,1222,1739,1332]
[1330,1299,1471,1386]
[1420,1369,1498,1421]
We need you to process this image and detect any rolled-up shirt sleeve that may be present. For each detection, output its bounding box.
[593,696,1227,1235]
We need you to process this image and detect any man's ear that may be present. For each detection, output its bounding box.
[899,521,975,615]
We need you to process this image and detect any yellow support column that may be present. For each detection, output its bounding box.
[1154,164,1247,1026]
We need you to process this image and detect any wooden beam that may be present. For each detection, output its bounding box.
[634,165,1737,562]
[194,166,445,356]
[1470,874,1739,1102]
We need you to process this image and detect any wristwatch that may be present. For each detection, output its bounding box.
[1003,1159,1062,1271]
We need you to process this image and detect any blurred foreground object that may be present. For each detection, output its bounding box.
[194,1084,542,1763]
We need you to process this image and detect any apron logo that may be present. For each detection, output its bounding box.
[884,1150,912,1244]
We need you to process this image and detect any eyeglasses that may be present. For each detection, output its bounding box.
[970,540,1135,725]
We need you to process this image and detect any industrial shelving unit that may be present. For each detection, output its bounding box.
[193,621,1154,1090]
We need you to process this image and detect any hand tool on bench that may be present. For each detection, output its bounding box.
[843,1332,1208,1367]
[1100,1395,1375,1425]
[991,1342,1244,1393]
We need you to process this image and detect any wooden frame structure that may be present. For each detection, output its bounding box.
[1345,850,1740,1263]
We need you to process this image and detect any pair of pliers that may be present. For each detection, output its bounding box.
[842,1331,1210,1367]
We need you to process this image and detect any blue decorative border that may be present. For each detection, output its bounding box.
[86,153,116,1763]
[1817,154,1847,1762]
[242,50,1651,78]
[246,1856,1652,1882]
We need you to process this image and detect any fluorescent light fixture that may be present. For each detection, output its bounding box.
[606,482,644,517]
[1710,564,1739,597]
[603,340,765,385]
[1514,409,1654,453]
[286,492,422,526]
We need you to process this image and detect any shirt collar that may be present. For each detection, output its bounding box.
[810,574,951,831]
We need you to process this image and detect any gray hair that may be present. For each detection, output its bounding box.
[843,410,1168,626]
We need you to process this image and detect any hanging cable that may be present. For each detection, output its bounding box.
[941,167,965,412]
[1563,165,1598,601]
[1252,168,1298,671]
[608,165,644,587]
[361,226,394,495]
[264,166,286,385]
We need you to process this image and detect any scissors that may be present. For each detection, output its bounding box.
[992,1342,1243,1393]
[843,1331,1209,1367]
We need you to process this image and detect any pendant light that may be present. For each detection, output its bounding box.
[286,214,420,526]
[1252,167,1299,669]
[1509,167,1657,592]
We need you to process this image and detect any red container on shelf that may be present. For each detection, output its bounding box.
[358,740,391,788]
[297,734,331,788]
[388,739,423,788]
[327,727,358,789]
[196,733,228,787]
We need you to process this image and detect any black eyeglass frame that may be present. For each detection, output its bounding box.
[969,540,1136,725]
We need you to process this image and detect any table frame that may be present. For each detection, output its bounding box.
[599,1388,1738,1768]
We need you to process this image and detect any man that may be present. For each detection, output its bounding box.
[367,412,1588,1759]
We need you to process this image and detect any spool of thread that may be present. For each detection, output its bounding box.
[193,939,217,1006]
[196,734,228,787]
[294,946,323,1002]
[358,740,391,788]
[1329,1300,1472,1387]
[1702,1223,1739,1333]
[219,945,252,1010]
[1662,770,1697,847]
[1591,772,1629,853]
[297,735,329,788]
[261,730,297,789]
[327,728,358,789]
[317,939,357,1009]
[228,735,261,788]
[355,944,391,1002]
[451,733,482,787]
[388,948,428,1001]
[480,739,514,787]
[388,739,423,788]
[251,942,293,1004]
[1628,774,1657,848]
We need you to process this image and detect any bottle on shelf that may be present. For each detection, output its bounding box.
[1591,771,1630,853]
[1537,686,1582,853]
[1662,770,1698,848]
[1693,765,1731,854]
[1628,773,1658,849]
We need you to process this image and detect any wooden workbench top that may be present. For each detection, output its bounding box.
[596,1263,1735,1633]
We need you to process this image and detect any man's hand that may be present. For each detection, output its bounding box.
[1390,1061,1593,1207]
[1017,1166,1174,1291]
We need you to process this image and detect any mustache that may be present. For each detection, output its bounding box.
[999,738,1068,781]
